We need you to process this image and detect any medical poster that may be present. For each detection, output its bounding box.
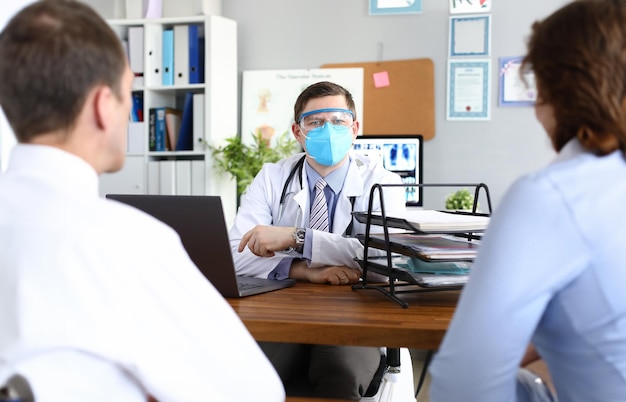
[241,68,364,146]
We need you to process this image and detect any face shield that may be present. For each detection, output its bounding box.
[298,108,355,133]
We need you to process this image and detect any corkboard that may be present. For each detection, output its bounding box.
[322,58,435,140]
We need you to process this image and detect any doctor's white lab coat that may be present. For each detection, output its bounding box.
[229,152,405,279]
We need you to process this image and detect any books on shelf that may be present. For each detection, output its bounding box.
[165,108,182,151]
[361,233,480,261]
[131,92,143,122]
[176,91,194,151]
[148,107,167,151]
[355,209,490,233]
[147,93,197,153]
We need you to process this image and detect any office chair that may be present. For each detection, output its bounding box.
[360,348,416,402]
[285,348,416,402]
[0,374,34,402]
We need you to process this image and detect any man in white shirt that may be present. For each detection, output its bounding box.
[0,1,284,401]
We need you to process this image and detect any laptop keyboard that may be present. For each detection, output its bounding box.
[237,281,264,291]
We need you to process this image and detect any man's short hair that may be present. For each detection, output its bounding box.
[293,81,357,125]
[0,0,127,143]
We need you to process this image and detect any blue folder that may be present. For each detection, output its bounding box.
[176,92,194,151]
[162,29,174,86]
[188,25,204,84]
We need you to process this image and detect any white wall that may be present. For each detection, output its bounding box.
[1,0,571,209]
[221,0,570,210]
[0,0,35,171]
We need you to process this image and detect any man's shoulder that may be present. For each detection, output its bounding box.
[260,153,306,175]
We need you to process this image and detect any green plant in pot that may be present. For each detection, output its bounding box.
[445,188,479,211]
[210,131,300,196]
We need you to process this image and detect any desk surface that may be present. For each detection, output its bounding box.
[228,282,459,350]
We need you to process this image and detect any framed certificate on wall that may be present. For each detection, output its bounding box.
[369,0,423,15]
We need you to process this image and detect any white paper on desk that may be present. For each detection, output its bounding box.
[373,209,490,232]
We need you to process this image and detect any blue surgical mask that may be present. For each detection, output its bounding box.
[305,122,353,166]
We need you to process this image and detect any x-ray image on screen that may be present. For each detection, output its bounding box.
[352,135,423,206]
[383,143,416,171]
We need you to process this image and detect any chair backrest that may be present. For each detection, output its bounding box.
[0,374,34,402]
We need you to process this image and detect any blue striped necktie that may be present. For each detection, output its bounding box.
[310,179,329,232]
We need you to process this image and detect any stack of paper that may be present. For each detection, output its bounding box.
[369,210,490,233]
[366,233,480,260]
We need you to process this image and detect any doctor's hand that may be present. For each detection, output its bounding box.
[290,260,361,285]
[238,225,295,257]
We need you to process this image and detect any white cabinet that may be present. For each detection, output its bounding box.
[100,15,237,225]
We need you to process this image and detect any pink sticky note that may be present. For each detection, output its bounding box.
[373,71,390,88]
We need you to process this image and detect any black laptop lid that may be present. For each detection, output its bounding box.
[105,194,241,297]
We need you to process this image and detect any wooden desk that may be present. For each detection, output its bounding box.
[228,282,459,350]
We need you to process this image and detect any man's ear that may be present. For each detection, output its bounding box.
[291,122,302,140]
[92,85,114,131]
[352,121,360,138]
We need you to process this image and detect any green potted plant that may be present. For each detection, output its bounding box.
[445,188,479,211]
[210,131,299,197]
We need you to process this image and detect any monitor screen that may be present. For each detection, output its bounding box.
[352,135,423,206]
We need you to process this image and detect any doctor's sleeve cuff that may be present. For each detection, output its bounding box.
[302,228,313,261]
[268,257,296,280]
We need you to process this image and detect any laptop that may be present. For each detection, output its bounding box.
[105,194,296,297]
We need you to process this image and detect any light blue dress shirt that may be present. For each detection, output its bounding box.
[430,139,626,401]
[268,158,350,280]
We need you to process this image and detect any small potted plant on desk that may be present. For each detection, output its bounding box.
[445,188,479,212]
[210,131,299,199]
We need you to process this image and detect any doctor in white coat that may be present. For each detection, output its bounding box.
[229,81,405,400]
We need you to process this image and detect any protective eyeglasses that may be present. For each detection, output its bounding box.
[298,108,355,132]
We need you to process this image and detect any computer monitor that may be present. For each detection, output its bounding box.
[352,134,423,206]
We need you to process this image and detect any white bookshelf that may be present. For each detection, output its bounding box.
[100,15,238,225]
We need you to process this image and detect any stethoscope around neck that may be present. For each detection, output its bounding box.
[277,155,355,236]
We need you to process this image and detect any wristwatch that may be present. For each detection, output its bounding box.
[292,227,306,252]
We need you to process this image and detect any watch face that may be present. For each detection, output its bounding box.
[294,228,306,244]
